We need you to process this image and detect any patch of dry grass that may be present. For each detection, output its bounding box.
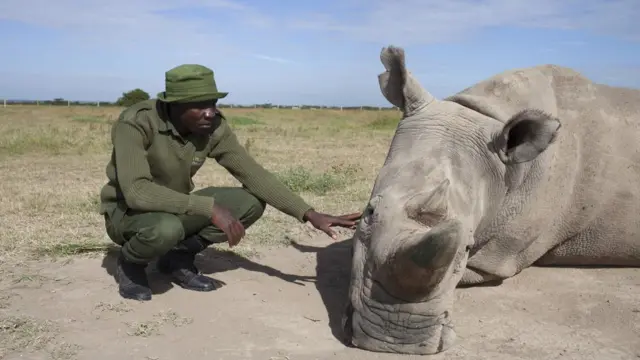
[0,314,82,359]
[0,315,56,354]
[126,309,193,337]
[0,105,400,261]
[92,301,133,320]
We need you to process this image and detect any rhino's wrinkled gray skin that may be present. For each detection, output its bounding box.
[342,45,640,355]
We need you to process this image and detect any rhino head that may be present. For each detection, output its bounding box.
[341,46,561,355]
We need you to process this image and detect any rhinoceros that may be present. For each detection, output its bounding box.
[342,45,640,355]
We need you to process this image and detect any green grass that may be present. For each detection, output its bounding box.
[228,115,263,126]
[277,163,363,196]
[366,113,401,130]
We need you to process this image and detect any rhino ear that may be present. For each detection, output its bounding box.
[378,45,435,117]
[378,46,407,110]
[495,109,561,164]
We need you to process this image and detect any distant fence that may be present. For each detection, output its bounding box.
[1,99,399,111]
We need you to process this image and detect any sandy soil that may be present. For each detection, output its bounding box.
[1,235,639,360]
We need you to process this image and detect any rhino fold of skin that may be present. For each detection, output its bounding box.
[342,45,640,355]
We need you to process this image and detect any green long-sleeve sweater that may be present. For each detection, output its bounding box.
[99,99,313,222]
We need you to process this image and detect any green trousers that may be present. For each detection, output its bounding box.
[104,187,266,263]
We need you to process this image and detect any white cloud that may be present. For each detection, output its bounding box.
[288,0,640,44]
[0,0,269,62]
[250,54,295,64]
[4,0,636,59]
[0,0,264,28]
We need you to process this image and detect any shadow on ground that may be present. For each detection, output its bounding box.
[290,238,353,344]
[100,246,317,296]
[100,237,355,345]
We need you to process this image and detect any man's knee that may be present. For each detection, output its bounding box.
[135,215,185,255]
[240,192,266,227]
[191,186,266,226]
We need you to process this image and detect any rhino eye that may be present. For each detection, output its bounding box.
[361,195,382,226]
[364,205,374,217]
[361,206,375,224]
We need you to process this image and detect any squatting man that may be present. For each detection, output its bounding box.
[99,64,362,301]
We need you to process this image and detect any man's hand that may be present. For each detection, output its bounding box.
[211,204,245,247]
[303,210,362,240]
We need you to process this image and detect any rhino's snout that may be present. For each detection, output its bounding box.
[345,276,458,355]
[348,301,457,355]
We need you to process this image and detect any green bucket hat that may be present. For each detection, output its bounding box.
[157,64,228,103]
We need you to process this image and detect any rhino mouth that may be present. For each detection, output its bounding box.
[341,281,456,355]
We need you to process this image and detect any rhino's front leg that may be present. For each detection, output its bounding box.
[457,267,505,287]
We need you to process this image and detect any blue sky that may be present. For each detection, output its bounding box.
[0,0,638,106]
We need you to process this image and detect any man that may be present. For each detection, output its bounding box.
[99,64,361,301]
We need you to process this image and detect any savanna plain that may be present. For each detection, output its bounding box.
[0,105,638,360]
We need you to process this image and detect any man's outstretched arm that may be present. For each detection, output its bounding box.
[208,121,313,222]
[208,120,362,237]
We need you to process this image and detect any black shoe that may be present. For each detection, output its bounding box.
[116,254,152,301]
[156,236,222,292]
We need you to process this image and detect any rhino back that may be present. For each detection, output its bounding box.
[538,67,640,265]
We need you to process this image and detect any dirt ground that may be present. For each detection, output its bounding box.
[1,232,638,360]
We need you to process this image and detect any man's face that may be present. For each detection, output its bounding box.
[172,99,219,135]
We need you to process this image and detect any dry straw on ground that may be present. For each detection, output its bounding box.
[0,104,400,261]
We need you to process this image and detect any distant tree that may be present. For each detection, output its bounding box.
[116,88,150,107]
